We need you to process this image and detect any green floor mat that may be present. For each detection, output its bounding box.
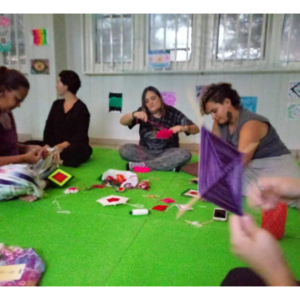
[0,148,300,286]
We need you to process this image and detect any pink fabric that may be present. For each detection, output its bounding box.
[160,198,175,203]
[133,166,151,173]
[156,129,173,139]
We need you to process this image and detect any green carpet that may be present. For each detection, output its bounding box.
[0,148,300,286]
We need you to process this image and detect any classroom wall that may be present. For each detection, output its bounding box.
[14,14,300,150]
[14,14,56,139]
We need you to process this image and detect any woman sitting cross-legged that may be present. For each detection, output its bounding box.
[119,86,200,171]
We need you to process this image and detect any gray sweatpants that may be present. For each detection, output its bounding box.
[243,154,300,208]
[119,144,192,171]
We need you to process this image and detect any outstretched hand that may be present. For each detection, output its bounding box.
[229,214,296,286]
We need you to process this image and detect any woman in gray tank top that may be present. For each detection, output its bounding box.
[200,83,300,207]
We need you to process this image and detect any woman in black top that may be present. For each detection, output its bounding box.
[43,70,92,167]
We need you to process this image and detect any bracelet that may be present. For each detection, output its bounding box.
[132,111,136,119]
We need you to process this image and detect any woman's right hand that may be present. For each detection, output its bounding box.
[133,111,148,123]
[22,149,40,164]
[230,214,297,286]
[247,177,300,211]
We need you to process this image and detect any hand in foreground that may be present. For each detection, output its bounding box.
[229,214,296,286]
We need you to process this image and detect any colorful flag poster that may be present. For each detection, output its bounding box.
[241,97,257,113]
[32,29,48,46]
[148,50,171,69]
[0,16,11,53]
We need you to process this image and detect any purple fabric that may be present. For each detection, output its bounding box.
[0,113,18,157]
[161,92,176,107]
[198,127,243,215]
[0,244,45,286]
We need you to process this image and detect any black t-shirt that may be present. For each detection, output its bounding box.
[129,106,194,151]
[43,99,91,150]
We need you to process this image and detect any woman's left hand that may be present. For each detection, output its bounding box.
[170,125,184,134]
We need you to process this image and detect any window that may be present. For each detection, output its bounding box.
[216,14,267,61]
[94,14,132,64]
[280,14,300,62]
[149,14,192,62]
[0,14,26,70]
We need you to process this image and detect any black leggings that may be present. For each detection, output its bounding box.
[221,268,300,286]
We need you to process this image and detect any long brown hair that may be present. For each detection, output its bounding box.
[141,86,166,118]
[200,83,240,115]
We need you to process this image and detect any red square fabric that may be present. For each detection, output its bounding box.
[262,202,287,240]
[152,205,168,212]
[52,172,68,183]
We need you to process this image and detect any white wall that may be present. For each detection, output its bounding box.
[14,14,300,150]
[14,14,56,139]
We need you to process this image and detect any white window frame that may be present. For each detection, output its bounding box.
[82,14,300,75]
[0,14,27,73]
[81,14,144,74]
[147,14,196,71]
[279,14,300,67]
[206,14,270,71]
[81,14,203,74]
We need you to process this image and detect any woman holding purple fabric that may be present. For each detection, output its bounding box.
[195,83,300,207]
[0,67,43,167]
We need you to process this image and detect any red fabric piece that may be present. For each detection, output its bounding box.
[52,172,68,183]
[262,202,287,240]
[189,191,198,196]
[138,180,150,191]
[156,129,173,139]
[107,197,120,203]
[152,205,168,212]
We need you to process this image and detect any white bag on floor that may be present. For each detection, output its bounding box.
[101,169,138,188]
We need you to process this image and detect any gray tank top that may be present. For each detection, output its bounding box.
[218,107,290,159]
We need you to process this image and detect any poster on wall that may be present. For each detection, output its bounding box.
[109,93,123,113]
[288,81,300,98]
[241,97,257,113]
[287,104,300,120]
[0,16,11,52]
[32,29,48,46]
[148,50,171,69]
[161,92,176,107]
[196,85,206,104]
[31,59,50,74]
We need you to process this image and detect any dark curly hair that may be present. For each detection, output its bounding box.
[200,83,241,115]
[59,70,81,95]
[0,66,30,93]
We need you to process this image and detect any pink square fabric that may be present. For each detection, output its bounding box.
[160,198,175,204]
